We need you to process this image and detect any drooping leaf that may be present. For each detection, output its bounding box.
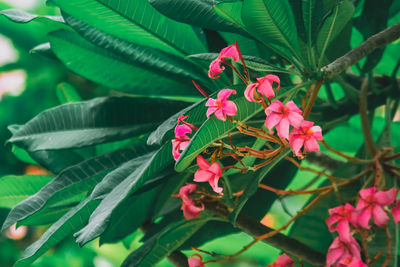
[48,30,200,98]
[62,15,209,87]
[0,175,52,209]
[51,0,207,56]
[121,215,212,267]
[149,0,246,34]
[56,82,82,104]
[0,9,64,24]
[74,143,174,246]
[2,145,151,230]
[316,1,354,66]
[9,96,187,151]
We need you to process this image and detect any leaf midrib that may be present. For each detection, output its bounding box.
[317,5,339,66]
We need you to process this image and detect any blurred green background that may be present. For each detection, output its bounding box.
[0,0,399,266]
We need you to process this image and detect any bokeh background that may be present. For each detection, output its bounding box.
[0,0,399,266]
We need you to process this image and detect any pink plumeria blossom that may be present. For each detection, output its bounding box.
[267,254,294,267]
[188,254,205,267]
[208,44,239,79]
[194,155,223,195]
[206,89,237,121]
[244,74,280,102]
[265,100,304,139]
[355,187,397,229]
[326,236,363,267]
[392,199,400,223]
[176,184,204,220]
[172,115,197,160]
[289,120,322,157]
[326,204,358,243]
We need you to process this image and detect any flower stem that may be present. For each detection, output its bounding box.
[359,77,377,157]
[303,79,324,119]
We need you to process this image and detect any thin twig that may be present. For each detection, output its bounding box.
[303,79,324,119]
[359,77,377,156]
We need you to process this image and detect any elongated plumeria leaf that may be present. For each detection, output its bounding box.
[15,199,100,267]
[175,88,262,172]
[122,215,212,267]
[241,0,302,64]
[9,96,187,151]
[56,82,82,104]
[189,53,291,73]
[62,14,209,86]
[0,9,64,24]
[49,30,199,98]
[149,0,245,34]
[316,1,354,65]
[74,143,173,245]
[52,0,206,56]
[2,145,151,230]
[0,175,53,209]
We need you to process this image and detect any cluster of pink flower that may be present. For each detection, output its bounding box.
[326,187,400,266]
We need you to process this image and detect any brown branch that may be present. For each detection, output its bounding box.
[204,202,326,266]
[303,79,324,119]
[359,78,377,156]
[322,23,400,79]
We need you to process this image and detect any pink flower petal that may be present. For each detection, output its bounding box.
[285,100,302,113]
[257,78,275,99]
[194,170,214,182]
[304,138,320,152]
[217,88,236,100]
[276,118,290,139]
[265,74,280,91]
[287,112,304,129]
[375,188,397,206]
[264,112,282,130]
[289,135,304,156]
[359,187,375,199]
[220,44,239,61]
[208,162,222,177]
[244,83,258,102]
[188,256,205,267]
[266,100,283,114]
[205,98,216,107]
[392,200,400,223]
[196,155,210,169]
[336,220,351,243]
[310,126,323,140]
[175,124,192,137]
[208,58,224,79]
[357,208,372,229]
[223,100,238,117]
[372,205,389,227]
[182,202,204,220]
[210,175,223,195]
[268,254,294,267]
[214,109,227,121]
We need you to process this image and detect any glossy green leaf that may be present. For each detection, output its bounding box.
[62,15,209,86]
[0,9,64,24]
[241,0,302,64]
[316,1,354,66]
[149,0,245,34]
[74,143,174,246]
[49,30,199,98]
[51,0,207,56]
[121,215,212,267]
[9,96,186,151]
[0,175,52,209]
[2,145,151,230]
[15,199,100,267]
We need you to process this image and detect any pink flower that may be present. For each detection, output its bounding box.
[267,254,294,267]
[392,199,400,223]
[244,74,280,101]
[206,89,237,121]
[326,236,363,267]
[355,187,397,228]
[289,120,322,157]
[194,155,223,195]
[265,100,304,139]
[326,204,357,243]
[188,254,205,267]
[176,184,204,220]
[208,44,239,79]
[172,115,197,160]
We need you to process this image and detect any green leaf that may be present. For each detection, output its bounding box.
[2,145,151,230]
[121,216,212,267]
[11,145,38,165]
[241,0,302,64]
[367,220,398,266]
[9,96,186,151]
[316,1,354,66]
[0,175,52,209]
[56,82,82,104]
[62,15,209,86]
[48,30,199,98]
[15,199,100,267]
[174,87,262,172]
[51,0,207,56]
[149,0,246,34]
[74,143,174,246]
[0,9,64,24]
